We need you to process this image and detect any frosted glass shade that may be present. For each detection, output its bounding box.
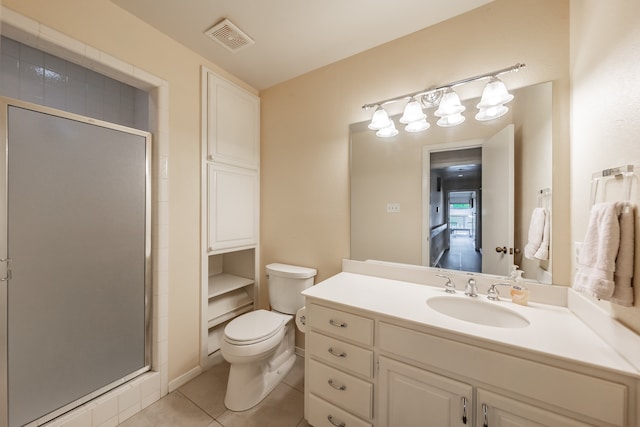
[475,105,509,121]
[376,119,399,137]
[399,99,426,124]
[368,106,392,130]
[434,90,465,117]
[476,77,514,109]
[405,119,430,132]
[437,113,465,127]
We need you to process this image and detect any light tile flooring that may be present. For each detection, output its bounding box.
[120,356,311,427]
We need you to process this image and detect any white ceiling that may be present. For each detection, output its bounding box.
[110,0,494,90]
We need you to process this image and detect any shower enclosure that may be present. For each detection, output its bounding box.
[0,97,151,427]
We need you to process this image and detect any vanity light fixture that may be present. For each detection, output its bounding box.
[363,63,525,138]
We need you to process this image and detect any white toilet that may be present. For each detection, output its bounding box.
[220,262,316,411]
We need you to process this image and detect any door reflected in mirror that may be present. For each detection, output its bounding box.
[425,124,515,277]
[350,82,552,283]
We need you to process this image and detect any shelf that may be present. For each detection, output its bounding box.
[208,288,252,321]
[207,302,253,329]
[208,273,254,299]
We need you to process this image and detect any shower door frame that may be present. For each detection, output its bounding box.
[0,96,152,427]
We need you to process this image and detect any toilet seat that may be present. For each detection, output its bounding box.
[224,309,286,346]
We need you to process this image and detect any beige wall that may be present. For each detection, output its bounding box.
[260,0,571,308]
[570,0,640,332]
[0,0,258,383]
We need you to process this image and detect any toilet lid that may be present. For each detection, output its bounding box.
[225,310,285,344]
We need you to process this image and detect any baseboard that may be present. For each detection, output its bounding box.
[168,366,202,392]
[295,346,305,358]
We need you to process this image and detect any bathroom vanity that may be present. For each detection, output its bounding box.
[302,260,640,427]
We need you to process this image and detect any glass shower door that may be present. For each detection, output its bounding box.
[1,99,151,427]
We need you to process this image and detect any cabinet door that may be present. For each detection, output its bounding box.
[206,72,259,169]
[378,357,472,427]
[476,389,593,427]
[208,163,258,251]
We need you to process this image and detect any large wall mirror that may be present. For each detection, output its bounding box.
[351,81,553,283]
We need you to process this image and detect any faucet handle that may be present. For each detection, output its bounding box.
[465,278,478,297]
[487,283,511,301]
[436,274,456,294]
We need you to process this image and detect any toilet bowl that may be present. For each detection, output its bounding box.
[220,263,316,411]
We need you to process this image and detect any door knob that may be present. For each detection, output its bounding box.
[495,246,507,253]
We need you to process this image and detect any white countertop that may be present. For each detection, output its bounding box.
[302,271,640,378]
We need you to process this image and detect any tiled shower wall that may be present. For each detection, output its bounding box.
[0,36,148,130]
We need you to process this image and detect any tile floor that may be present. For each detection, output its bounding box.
[120,356,311,427]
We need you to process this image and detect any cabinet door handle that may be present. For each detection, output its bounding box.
[328,379,346,391]
[329,319,347,328]
[461,396,468,424]
[327,415,346,427]
[327,347,347,358]
[482,403,489,427]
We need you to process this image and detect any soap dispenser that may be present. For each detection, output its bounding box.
[509,267,529,306]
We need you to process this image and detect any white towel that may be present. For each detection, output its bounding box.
[611,203,635,306]
[573,202,633,302]
[524,208,550,260]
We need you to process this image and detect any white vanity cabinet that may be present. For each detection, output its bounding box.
[305,303,375,427]
[303,278,636,427]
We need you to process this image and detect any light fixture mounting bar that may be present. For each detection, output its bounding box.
[361,63,525,110]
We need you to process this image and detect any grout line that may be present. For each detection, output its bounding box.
[174,390,216,424]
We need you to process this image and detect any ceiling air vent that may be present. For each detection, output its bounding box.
[205,18,255,53]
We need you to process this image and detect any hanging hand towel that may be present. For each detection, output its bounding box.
[573,202,621,300]
[524,208,549,260]
[534,208,550,260]
[611,203,635,306]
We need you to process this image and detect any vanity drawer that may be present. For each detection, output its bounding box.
[308,304,374,346]
[308,359,373,420]
[308,393,372,427]
[308,331,373,378]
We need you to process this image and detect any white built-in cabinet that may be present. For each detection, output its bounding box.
[304,301,634,427]
[201,67,260,365]
[207,163,258,252]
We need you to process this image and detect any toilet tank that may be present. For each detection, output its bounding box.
[266,263,317,314]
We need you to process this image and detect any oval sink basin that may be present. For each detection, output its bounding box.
[427,296,530,328]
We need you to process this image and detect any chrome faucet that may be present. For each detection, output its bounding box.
[436,274,456,294]
[487,283,511,301]
[465,278,478,297]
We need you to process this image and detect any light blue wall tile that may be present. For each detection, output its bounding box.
[2,37,20,59]
[44,80,66,110]
[0,36,148,130]
[19,63,44,104]
[66,77,87,116]
[0,54,20,98]
[19,43,44,68]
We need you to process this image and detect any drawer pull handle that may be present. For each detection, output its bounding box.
[327,415,346,427]
[328,379,346,391]
[461,396,468,424]
[328,347,347,358]
[329,319,347,328]
[482,403,489,427]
